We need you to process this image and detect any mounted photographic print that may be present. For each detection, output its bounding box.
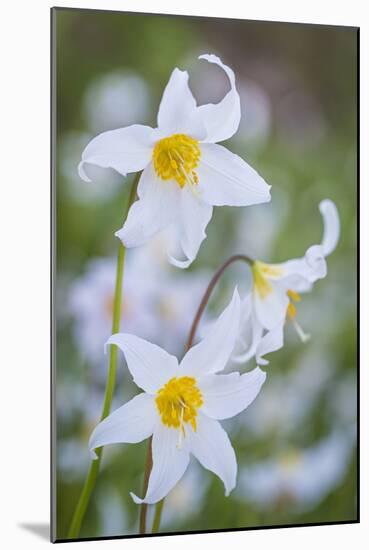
[51,7,359,543]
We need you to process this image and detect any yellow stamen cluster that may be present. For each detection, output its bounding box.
[156,376,203,431]
[153,134,200,188]
[287,289,301,320]
[252,261,284,299]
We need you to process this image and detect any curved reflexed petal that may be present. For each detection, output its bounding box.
[305,244,327,279]
[89,393,156,459]
[199,368,266,420]
[169,186,213,268]
[319,199,340,256]
[180,288,241,377]
[256,325,284,366]
[78,124,156,182]
[116,163,180,248]
[278,199,339,287]
[280,245,327,288]
[197,54,241,143]
[105,333,179,394]
[157,68,205,139]
[188,414,237,496]
[197,143,271,207]
[131,423,190,504]
[254,282,289,331]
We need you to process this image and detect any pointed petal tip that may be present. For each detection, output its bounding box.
[232,285,241,301]
[224,479,236,497]
[114,228,123,241]
[104,333,122,354]
[260,184,272,203]
[231,286,241,315]
[114,228,134,249]
[104,333,119,352]
[130,492,144,505]
[319,198,335,211]
[173,66,189,77]
[168,254,192,269]
[198,53,220,64]
[78,161,92,183]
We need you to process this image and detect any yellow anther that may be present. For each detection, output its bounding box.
[156,376,203,431]
[287,289,301,302]
[252,261,284,299]
[153,134,200,189]
[287,301,297,320]
[287,289,301,319]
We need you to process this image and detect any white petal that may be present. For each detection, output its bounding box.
[253,282,289,331]
[277,199,339,287]
[78,124,156,182]
[89,393,156,459]
[197,54,241,143]
[199,368,266,420]
[280,245,327,288]
[319,199,340,256]
[116,163,180,248]
[197,143,271,207]
[305,244,327,279]
[105,333,179,394]
[256,325,284,366]
[157,68,205,138]
[131,423,190,504]
[180,288,241,377]
[188,414,237,496]
[231,296,263,364]
[169,187,213,269]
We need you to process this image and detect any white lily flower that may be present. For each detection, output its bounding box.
[232,199,340,365]
[79,54,271,268]
[231,292,284,367]
[89,289,266,504]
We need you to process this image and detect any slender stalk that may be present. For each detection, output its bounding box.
[152,499,164,534]
[147,254,253,535]
[185,254,252,350]
[139,438,153,535]
[67,173,140,539]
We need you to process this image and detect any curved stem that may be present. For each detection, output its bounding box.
[148,254,252,535]
[185,254,252,351]
[67,173,140,539]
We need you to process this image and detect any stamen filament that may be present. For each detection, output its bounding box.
[292,318,311,343]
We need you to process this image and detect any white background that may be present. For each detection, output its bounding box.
[1,0,366,548]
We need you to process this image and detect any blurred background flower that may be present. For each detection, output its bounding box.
[68,235,210,366]
[54,9,357,539]
[236,429,355,514]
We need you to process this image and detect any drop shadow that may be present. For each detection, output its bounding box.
[18,523,50,541]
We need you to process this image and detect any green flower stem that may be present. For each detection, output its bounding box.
[139,438,153,535]
[149,253,253,535]
[152,499,165,534]
[67,173,140,539]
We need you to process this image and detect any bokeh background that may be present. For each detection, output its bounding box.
[53,8,358,540]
